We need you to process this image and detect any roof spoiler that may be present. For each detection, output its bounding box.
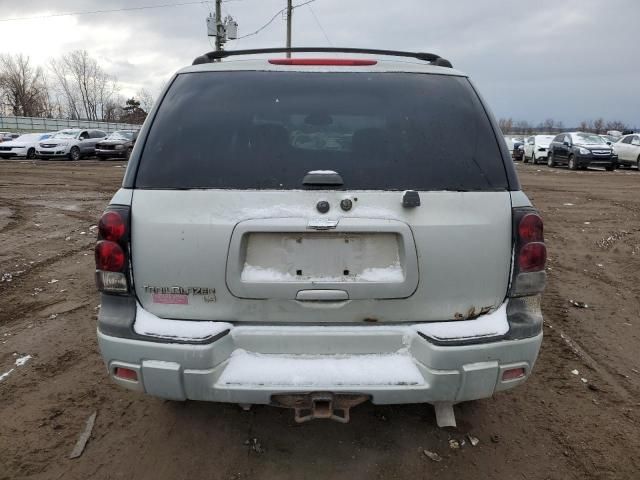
[192,47,453,68]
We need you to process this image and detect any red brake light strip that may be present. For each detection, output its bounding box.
[268,58,378,66]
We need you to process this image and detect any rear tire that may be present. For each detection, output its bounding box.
[68,146,80,161]
[532,153,537,164]
[637,156,640,170]
[547,152,555,167]
[605,165,615,171]
[568,155,577,170]
[26,148,36,159]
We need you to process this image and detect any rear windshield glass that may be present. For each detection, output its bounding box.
[135,71,508,190]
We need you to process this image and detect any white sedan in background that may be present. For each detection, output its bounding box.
[0,132,54,159]
[613,134,640,169]
[523,135,555,164]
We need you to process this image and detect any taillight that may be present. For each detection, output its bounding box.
[510,208,547,297]
[518,213,544,243]
[99,211,126,241]
[95,241,125,271]
[518,243,547,272]
[95,205,130,294]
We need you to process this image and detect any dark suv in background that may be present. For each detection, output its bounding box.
[547,132,617,170]
[96,130,139,160]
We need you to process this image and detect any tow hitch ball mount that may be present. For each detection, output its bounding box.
[271,392,369,424]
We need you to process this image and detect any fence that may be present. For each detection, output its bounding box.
[0,115,140,134]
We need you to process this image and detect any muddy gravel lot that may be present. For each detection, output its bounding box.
[0,160,639,480]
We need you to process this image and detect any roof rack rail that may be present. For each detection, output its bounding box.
[192,47,453,68]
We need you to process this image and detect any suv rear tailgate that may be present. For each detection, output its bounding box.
[131,189,511,323]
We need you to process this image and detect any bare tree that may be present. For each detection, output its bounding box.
[542,118,558,133]
[578,120,589,131]
[592,118,605,134]
[103,102,123,122]
[49,50,119,121]
[136,88,155,114]
[0,54,50,117]
[605,120,628,132]
[498,117,514,134]
[515,120,532,135]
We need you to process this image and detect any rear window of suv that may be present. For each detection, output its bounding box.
[134,71,508,191]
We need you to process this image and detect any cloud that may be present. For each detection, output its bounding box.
[0,0,638,126]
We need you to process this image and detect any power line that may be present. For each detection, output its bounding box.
[237,0,317,40]
[0,1,208,23]
[307,4,332,46]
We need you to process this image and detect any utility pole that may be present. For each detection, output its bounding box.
[215,0,223,55]
[286,0,293,58]
[206,3,237,61]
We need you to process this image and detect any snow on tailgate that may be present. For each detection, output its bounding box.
[133,304,232,341]
[217,349,424,387]
[414,302,509,341]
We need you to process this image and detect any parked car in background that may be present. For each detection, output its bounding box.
[523,135,555,164]
[504,137,524,161]
[0,132,54,159]
[0,132,19,142]
[599,134,618,145]
[513,142,524,161]
[547,132,618,170]
[36,129,107,160]
[96,130,139,160]
[613,133,640,169]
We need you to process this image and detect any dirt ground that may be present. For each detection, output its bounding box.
[0,159,639,480]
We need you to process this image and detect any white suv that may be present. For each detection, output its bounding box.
[613,133,640,169]
[37,128,106,160]
[523,135,555,164]
[95,48,546,426]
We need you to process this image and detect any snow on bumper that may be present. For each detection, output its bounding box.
[97,301,542,405]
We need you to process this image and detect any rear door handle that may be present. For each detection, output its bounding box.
[296,289,349,301]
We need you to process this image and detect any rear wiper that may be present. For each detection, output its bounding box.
[302,170,344,187]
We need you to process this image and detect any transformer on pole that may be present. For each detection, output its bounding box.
[206,1,238,57]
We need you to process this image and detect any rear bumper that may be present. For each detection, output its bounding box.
[97,298,543,405]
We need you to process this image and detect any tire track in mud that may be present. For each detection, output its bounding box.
[0,197,101,226]
[0,202,27,234]
[524,183,640,216]
[0,243,94,324]
[542,281,637,406]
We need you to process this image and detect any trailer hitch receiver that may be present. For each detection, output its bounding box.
[271,392,369,423]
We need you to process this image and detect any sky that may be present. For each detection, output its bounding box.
[0,0,638,127]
